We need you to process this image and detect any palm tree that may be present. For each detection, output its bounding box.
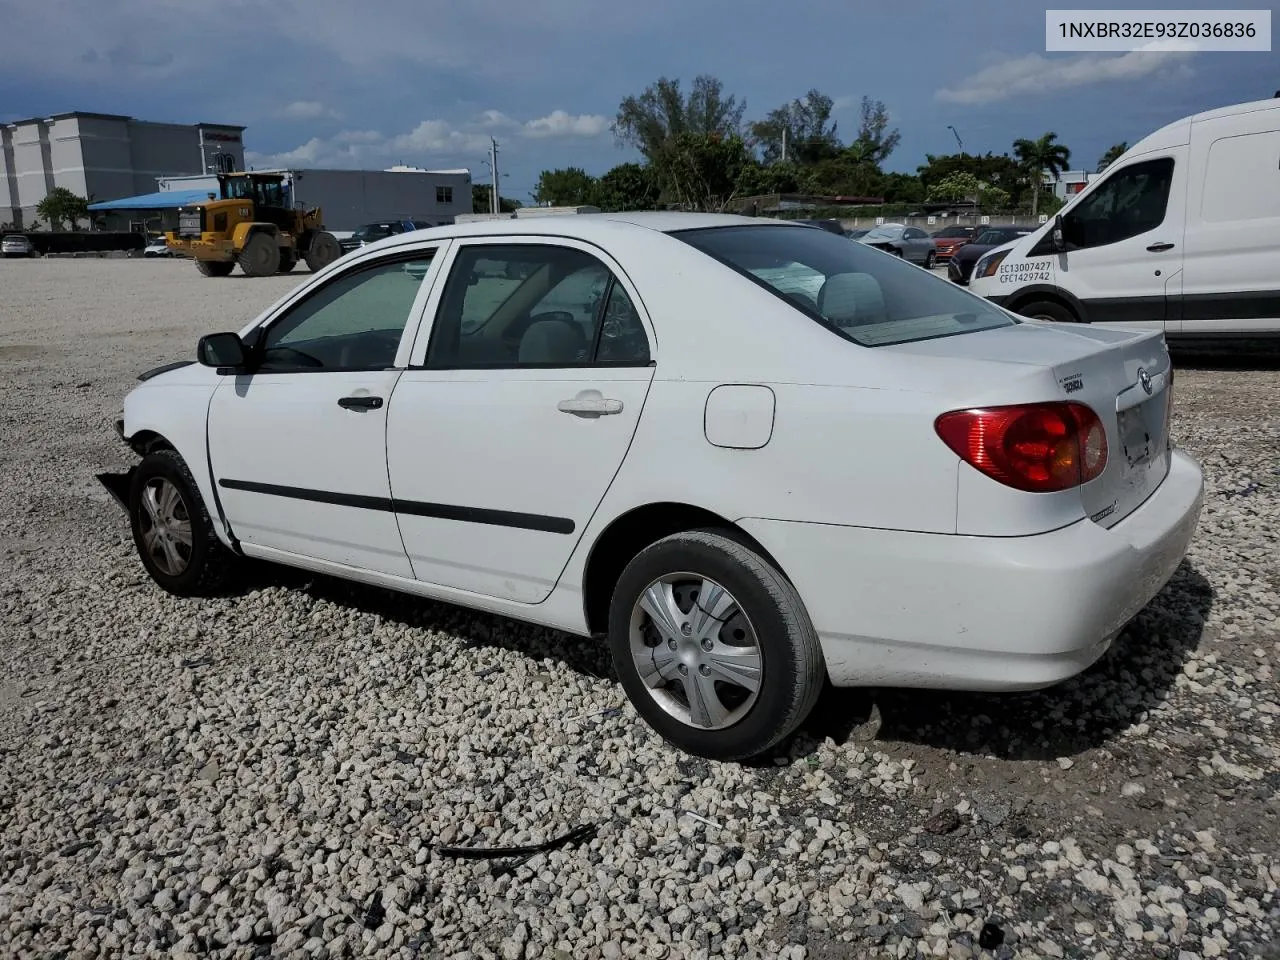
[1096,142,1128,173]
[1013,133,1072,217]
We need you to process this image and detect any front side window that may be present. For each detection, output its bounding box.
[675,224,1015,347]
[259,255,434,371]
[1066,157,1174,249]
[425,244,649,368]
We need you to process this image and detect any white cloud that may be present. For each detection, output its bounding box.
[280,100,342,120]
[937,50,1194,105]
[246,108,610,169]
[831,95,856,111]
[522,110,609,139]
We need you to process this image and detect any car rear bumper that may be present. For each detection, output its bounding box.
[738,448,1204,691]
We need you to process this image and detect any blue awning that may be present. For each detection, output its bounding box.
[88,188,214,211]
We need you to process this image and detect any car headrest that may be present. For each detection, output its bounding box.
[518,319,585,365]
[816,272,887,328]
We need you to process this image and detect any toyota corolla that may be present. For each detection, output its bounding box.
[99,212,1204,760]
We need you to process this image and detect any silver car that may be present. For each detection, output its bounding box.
[857,223,937,268]
[1,234,38,258]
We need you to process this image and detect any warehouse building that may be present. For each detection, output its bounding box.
[89,167,473,234]
[0,111,244,228]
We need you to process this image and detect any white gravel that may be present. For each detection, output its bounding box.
[1,257,1277,959]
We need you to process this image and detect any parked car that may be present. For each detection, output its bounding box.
[1,234,38,258]
[856,223,937,267]
[339,219,433,255]
[99,212,1203,760]
[845,227,870,240]
[930,224,980,261]
[948,226,1037,284]
[968,96,1280,340]
[792,218,847,236]
[144,237,173,257]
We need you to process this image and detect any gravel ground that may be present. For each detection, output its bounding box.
[0,257,1277,960]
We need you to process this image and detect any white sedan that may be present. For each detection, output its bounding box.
[99,212,1205,760]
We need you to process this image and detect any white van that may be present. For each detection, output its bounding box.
[969,96,1280,341]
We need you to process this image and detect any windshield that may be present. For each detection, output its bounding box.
[220,177,253,200]
[675,224,1016,347]
[934,226,972,238]
[354,223,395,240]
[861,225,903,241]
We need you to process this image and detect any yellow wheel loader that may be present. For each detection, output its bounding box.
[165,173,342,277]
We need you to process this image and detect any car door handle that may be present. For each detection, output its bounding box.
[337,395,383,410]
[1146,242,1175,252]
[557,397,623,416]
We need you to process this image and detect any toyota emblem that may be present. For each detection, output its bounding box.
[1138,368,1153,395]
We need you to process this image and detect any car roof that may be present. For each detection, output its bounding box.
[358,210,793,255]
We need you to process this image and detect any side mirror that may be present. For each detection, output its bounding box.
[197,331,248,369]
[1052,214,1066,252]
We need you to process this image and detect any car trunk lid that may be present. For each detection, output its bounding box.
[887,320,1173,528]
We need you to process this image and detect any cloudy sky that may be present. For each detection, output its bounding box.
[2,0,1269,201]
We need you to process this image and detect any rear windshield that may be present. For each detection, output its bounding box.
[674,224,1016,347]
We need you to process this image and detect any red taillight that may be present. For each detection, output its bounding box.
[935,402,1108,493]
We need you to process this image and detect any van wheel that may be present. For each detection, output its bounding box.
[607,529,825,761]
[1017,300,1078,323]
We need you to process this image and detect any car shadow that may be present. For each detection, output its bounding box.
[794,559,1214,762]
[239,561,616,681]
[229,558,1211,765]
[1170,343,1280,370]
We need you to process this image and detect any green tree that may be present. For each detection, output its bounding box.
[1097,142,1127,172]
[880,172,925,204]
[663,133,754,212]
[736,159,812,197]
[925,171,1008,209]
[592,163,659,211]
[532,167,597,206]
[850,97,900,167]
[1013,132,1071,216]
[613,74,746,164]
[917,152,1027,205]
[471,184,520,214]
[749,89,840,165]
[36,187,89,231]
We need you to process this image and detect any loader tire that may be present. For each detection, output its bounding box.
[239,232,280,277]
[304,231,341,273]
[195,260,235,277]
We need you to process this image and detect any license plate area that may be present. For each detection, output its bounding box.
[1117,391,1166,469]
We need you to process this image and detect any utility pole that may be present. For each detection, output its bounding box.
[781,127,788,163]
[489,138,501,214]
[947,125,964,159]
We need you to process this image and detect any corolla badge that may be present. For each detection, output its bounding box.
[1138,368,1153,395]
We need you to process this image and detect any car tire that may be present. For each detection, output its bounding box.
[129,449,236,597]
[196,260,235,278]
[278,251,297,273]
[1017,299,1079,323]
[607,528,825,761]
[239,232,280,277]
[923,251,936,269]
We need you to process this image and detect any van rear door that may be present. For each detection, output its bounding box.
[1055,149,1188,333]
[1179,105,1280,336]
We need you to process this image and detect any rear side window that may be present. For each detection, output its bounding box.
[425,244,650,368]
[674,224,1015,347]
[1066,157,1174,248]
